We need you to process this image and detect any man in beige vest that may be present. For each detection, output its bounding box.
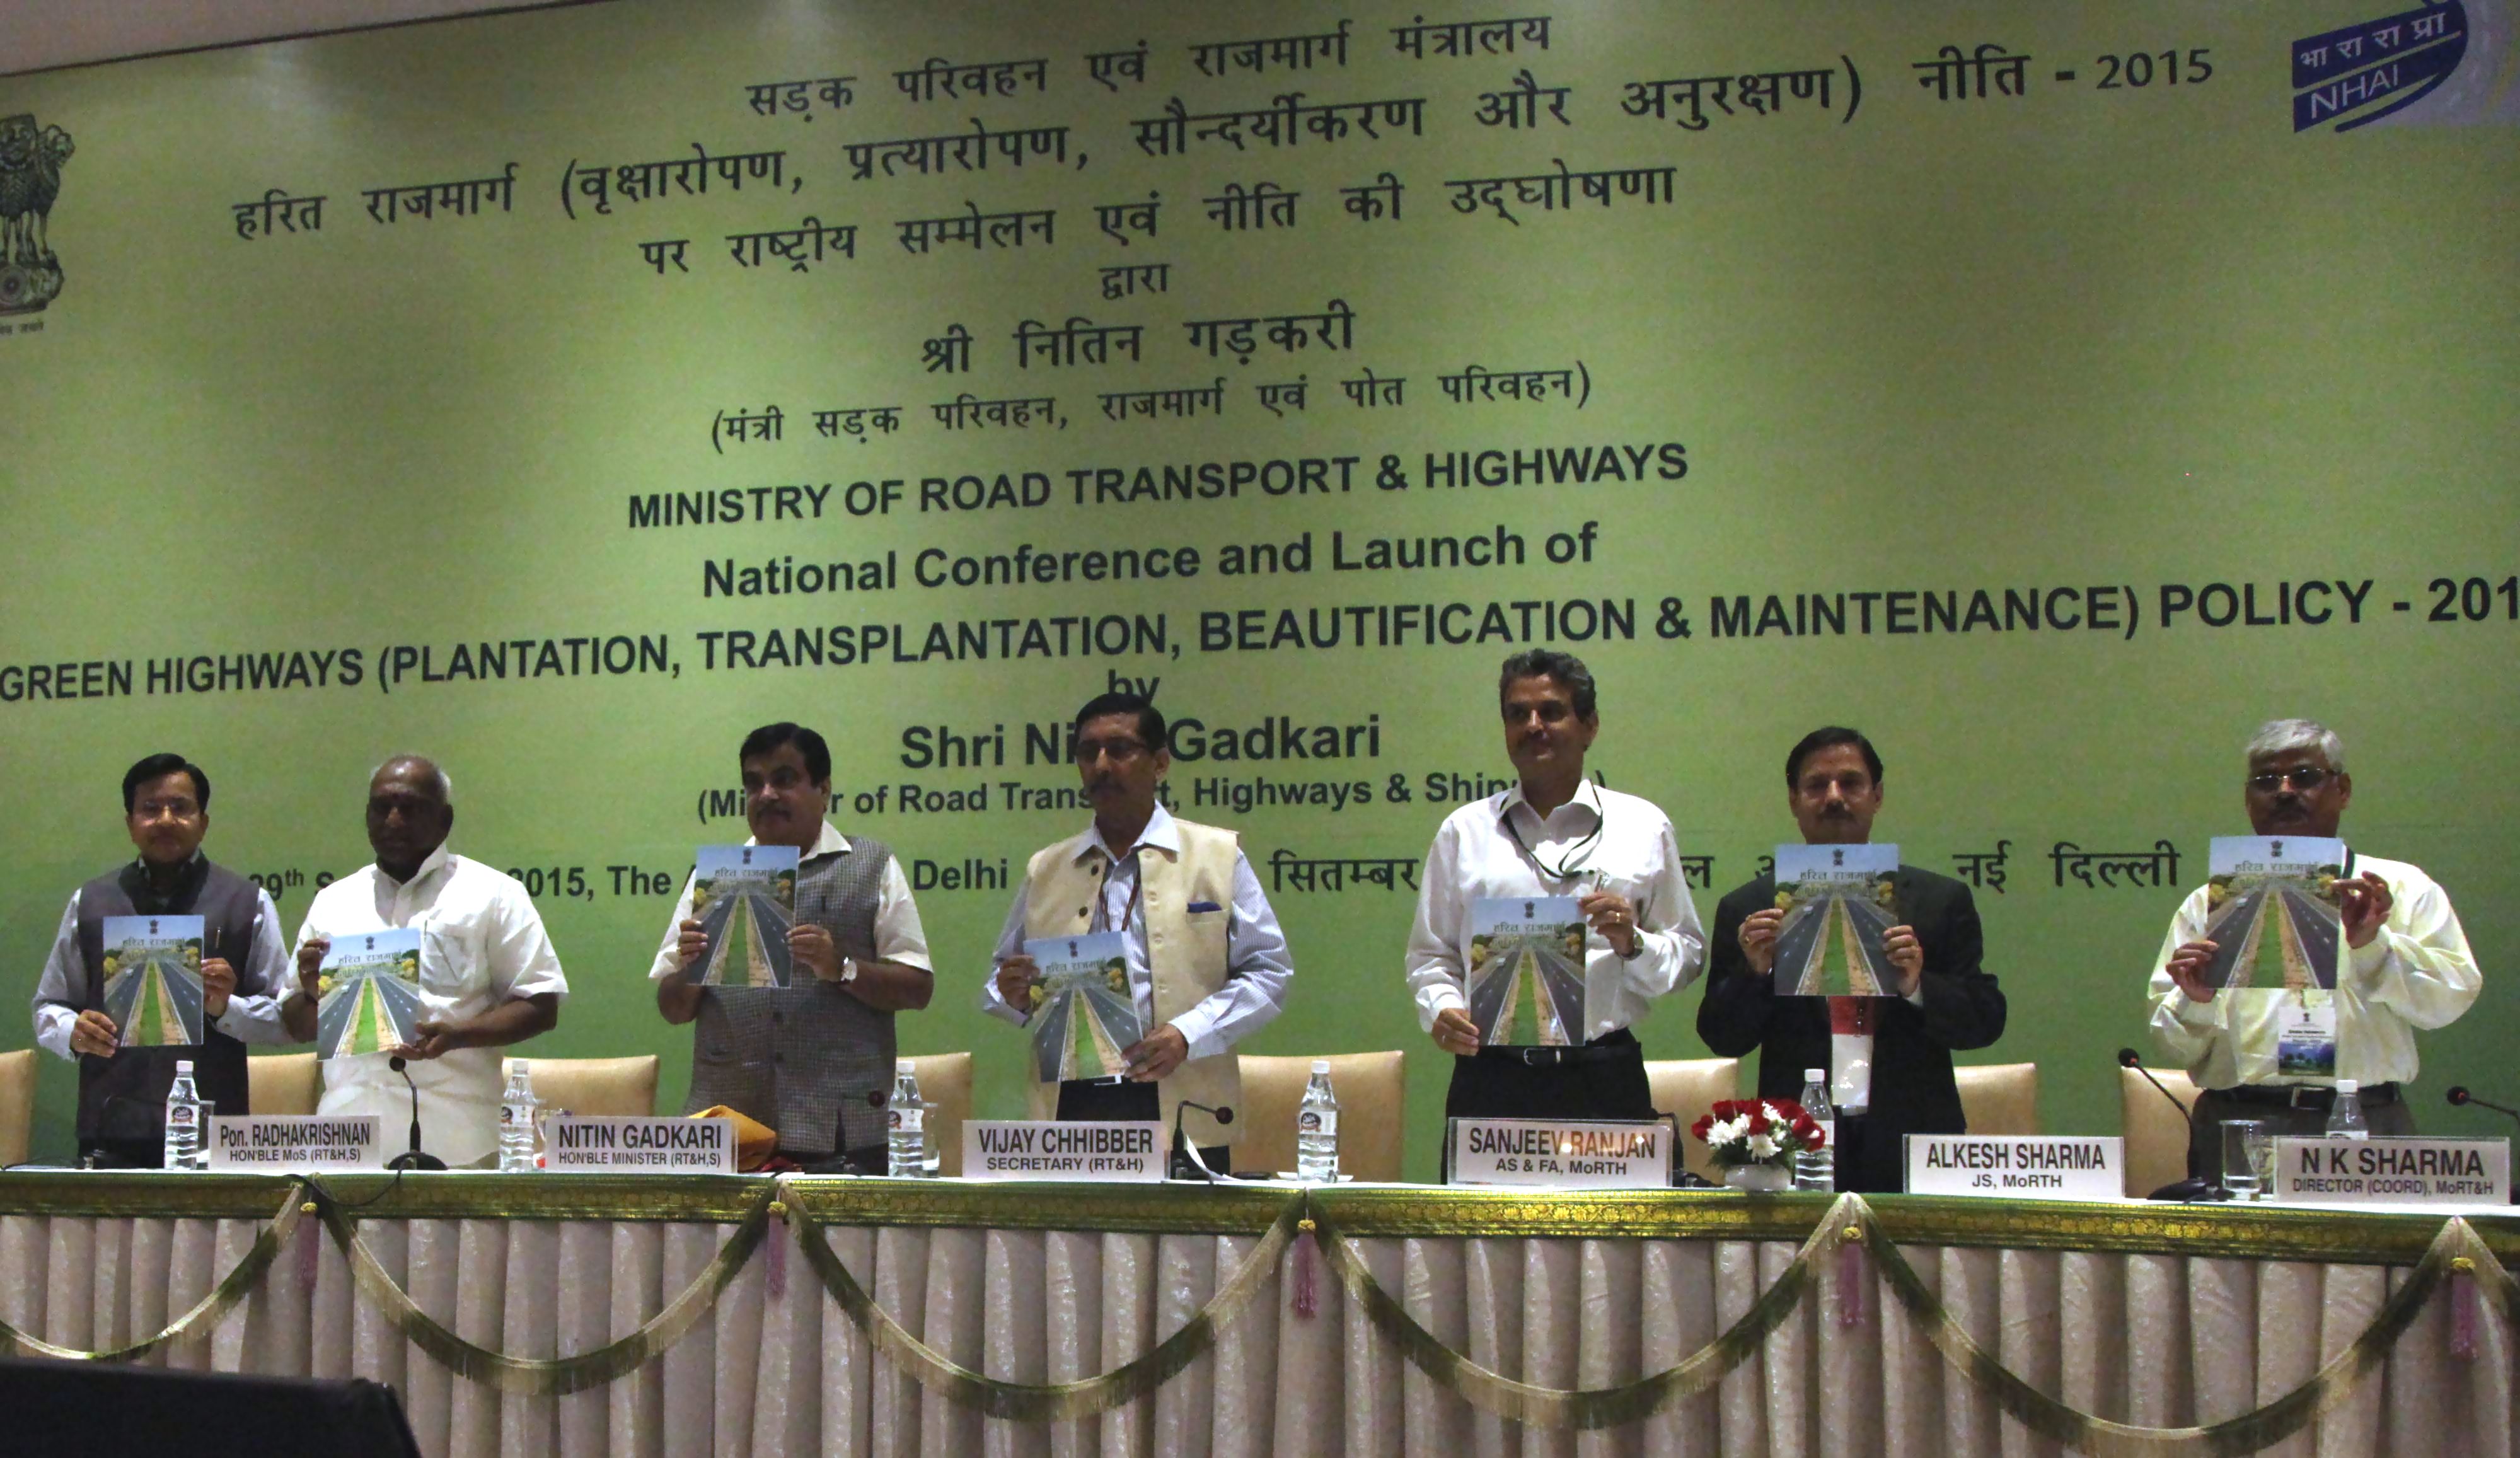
[984,692,1294,1173]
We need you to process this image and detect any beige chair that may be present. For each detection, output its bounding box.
[248,1051,321,1115]
[1646,1056,1743,1183]
[906,1052,973,1177]
[0,1049,35,1167]
[521,1055,661,1117]
[1955,1062,2040,1137]
[2120,1065,2201,1198]
[1237,1051,1406,1181]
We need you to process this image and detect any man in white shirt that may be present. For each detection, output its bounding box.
[1406,651,1708,1137]
[985,692,1293,1174]
[650,722,933,1172]
[2150,719,2481,1173]
[282,756,567,1167]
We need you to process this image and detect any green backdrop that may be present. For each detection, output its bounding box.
[2,0,2514,1177]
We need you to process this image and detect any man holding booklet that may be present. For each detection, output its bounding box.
[1697,727,2008,1193]
[651,722,934,1172]
[1405,651,1706,1135]
[2150,719,2480,1172]
[283,756,568,1167]
[983,691,1293,1172]
[30,753,294,1167]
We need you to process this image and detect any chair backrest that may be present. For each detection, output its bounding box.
[1645,1057,1742,1183]
[248,1051,321,1116]
[1236,1051,1406,1181]
[521,1056,661,1117]
[1955,1062,2040,1137]
[0,1050,34,1167]
[906,1052,973,1177]
[2120,1064,2200,1197]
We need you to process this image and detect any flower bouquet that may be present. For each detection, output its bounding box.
[1689,1099,1826,1191]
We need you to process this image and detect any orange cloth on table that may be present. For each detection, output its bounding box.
[692,1104,778,1171]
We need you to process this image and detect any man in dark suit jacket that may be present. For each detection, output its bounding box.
[1696,727,2008,1193]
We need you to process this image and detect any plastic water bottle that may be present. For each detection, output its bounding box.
[499,1061,540,1172]
[887,1060,928,1177]
[1297,1059,1341,1181]
[2325,1079,2369,1140]
[1793,1067,1835,1191]
[163,1059,204,1171]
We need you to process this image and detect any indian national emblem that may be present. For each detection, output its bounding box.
[0,113,74,316]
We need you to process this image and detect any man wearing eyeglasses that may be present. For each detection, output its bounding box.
[652,723,934,1172]
[1406,650,1708,1137]
[2150,719,2480,1169]
[32,753,294,1166]
[984,692,1292,1171]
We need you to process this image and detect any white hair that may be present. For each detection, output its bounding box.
[2245,719,2345,773]
[371,755,454,800]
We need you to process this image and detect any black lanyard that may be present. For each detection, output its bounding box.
[1501,801,1604,884]
[1093,847,1145,933]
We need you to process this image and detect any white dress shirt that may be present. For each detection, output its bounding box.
[1406,779,1708,1039]
[646,821,933,981]
[31,865,295,1060]
[294,846,569,1167]
[2149,850,2479,1089]
[980,804,1293,1061]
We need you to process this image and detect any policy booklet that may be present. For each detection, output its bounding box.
[1026,932,1141,1082]
[1467,896,1586,1046]
[315,929,425,1059]
[1773,843,1900,997]
[687,844,800,988]
[100,915,207,1046]
[2199,836,2346,992]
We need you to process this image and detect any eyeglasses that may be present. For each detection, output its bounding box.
[132,799,200,821]
[2246,767,2337,793]
[1073,738,1150,765]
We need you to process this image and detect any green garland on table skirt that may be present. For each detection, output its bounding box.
[0,1185,303,1362]
[304,1177,775,1396]
[1313,1191,2510,1455]
[781,1179,1304,1422]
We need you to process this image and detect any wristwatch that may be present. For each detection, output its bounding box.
[838,956,859,985]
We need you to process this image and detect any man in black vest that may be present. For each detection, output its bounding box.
[30,753,294,1166]
[650,724,935,1171]
[1697,728,2008,1192]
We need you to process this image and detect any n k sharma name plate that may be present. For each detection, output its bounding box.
[2272,1136,2507,1205]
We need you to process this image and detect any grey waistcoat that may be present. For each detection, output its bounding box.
[683,835,898,1155]
[73,859,265,1144]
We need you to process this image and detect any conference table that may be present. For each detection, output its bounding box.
[0,1172,2510,1458]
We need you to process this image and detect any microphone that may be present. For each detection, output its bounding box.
[2448,1089,2520,1205]
[2118,1048,2228,1201]
[384,1056,447,1172]
[2448,1085,2520,1121]
[1169,1100,1234,1181]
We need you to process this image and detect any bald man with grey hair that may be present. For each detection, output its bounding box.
[282,756,569,1166]
[2149,719,2480,1177]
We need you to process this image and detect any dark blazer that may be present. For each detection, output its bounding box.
[1696,864,2007,1193]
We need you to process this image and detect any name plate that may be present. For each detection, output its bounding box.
[546,1116,736,1173]
[964,1120,1167,1181]
[1905,1135,2124,1200]
[1447,1118,1671,1189]
[2271,1136,2509,1205]
[206,1115,383,1172]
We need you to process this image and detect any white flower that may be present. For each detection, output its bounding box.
[1746,1133,1779,1159]
[1706,1115,1749,1147]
